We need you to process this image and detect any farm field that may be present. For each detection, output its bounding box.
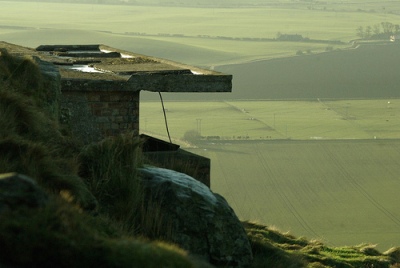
[1,1,399,67]
[187,139,400,251]
[140,99,400,141]
[140,99,400,250]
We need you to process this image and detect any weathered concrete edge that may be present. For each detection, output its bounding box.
[61,74,232,93]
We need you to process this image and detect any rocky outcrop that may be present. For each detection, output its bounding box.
[0,173,49,214]
[139,167,253,267]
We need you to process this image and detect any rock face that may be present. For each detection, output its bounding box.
[0,173,49,213]
[139,167,253,267]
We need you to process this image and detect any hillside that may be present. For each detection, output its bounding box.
[0,48,208,268]
[217,42,400,100]
[1,43,400,268]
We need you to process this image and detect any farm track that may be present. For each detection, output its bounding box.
[223,101,284,136]
[319,100,372,137]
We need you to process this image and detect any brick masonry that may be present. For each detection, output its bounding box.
[61,90,140,144]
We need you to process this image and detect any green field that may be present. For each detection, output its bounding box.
[1,1,399,66]
[140,99,400,250]
[140,99,400,140]
[189,140,400,251]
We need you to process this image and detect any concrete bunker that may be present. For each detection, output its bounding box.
[1,42,232,187]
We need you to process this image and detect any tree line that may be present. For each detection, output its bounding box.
[356,22,400,39]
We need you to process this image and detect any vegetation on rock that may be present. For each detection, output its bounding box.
[0,50,206,267]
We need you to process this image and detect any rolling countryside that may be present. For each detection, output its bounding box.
[2,0,400,252]
[139,97,400,250]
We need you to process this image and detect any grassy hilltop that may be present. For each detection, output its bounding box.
[1,46,400,268]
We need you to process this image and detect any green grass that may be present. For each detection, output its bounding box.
[1,1,396,41]
[188,140,400,252]
[245,221,400,268]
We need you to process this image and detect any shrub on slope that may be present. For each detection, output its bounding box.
[0,51,95,210]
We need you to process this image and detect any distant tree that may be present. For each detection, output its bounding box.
[183,130,201,142]
[394,24,400,34]
[356,26,364,38]
[365,26,372,38]
[373,24,381,35]
[381,22,394,34]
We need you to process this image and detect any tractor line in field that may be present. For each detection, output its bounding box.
[323,146,400,227]
[255,149,320,239]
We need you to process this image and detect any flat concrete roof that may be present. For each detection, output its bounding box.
[0,42,231,93]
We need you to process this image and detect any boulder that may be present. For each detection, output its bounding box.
[139,167,253,267]
[0,173,49,214]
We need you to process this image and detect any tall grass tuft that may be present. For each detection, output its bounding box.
[0,89,59,142]
[0,136,96,211]
[79,133,143,232]
[79,134,179,241]
[244,221,307,268]
[0,53,96,210]
[0,49,59,117]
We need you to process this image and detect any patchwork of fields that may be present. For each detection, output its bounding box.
[1,1,399,68]
[140,100,400,250]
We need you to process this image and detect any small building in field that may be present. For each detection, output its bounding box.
[0,42,232,186]
[390,35,400,42]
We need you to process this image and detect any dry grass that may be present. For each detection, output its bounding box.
[79,133,143,231]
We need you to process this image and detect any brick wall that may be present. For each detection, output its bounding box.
[61,90,140,144]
